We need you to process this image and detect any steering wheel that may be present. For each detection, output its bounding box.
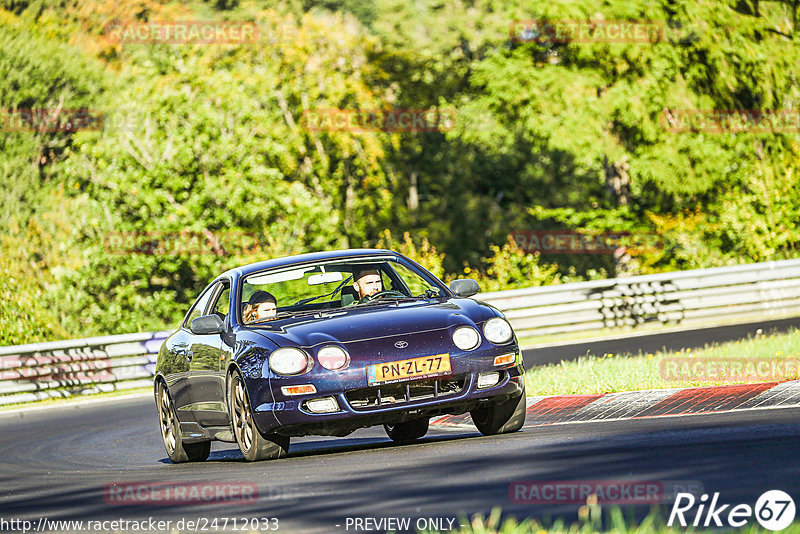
[359,290,406,303]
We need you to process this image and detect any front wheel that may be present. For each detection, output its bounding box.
[470,385,527,436]
[155,381,211,463]
[229,371,289,462]
[384,418,429,443]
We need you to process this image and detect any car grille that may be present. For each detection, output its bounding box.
[345,376,467,410]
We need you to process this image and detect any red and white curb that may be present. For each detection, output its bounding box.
[430,380,800,430]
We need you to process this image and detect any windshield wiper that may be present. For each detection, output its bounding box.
[352,296,419,307]
[261,309,323,321]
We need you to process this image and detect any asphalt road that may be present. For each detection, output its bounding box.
[2,396,799,532]
[521,316,800,368]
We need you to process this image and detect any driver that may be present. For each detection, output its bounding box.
[243,290,277,323]
[352,268,383,301]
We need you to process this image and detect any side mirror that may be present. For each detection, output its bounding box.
[191,314,225,335]
[449,279,480,297]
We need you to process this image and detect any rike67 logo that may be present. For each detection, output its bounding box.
[669,490,796,530]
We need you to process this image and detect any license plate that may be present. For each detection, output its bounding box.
[367,354,451,385]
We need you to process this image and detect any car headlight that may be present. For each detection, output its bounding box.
[269,347,312,375]
[483,317,513,344]
[317,345,350,371]
[452,326,480,351]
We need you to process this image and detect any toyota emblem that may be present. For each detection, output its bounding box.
[394,341,409,349]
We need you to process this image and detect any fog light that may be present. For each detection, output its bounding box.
[477,371,501,389]
[281,384,316,396]
[493,353,516,366]
[304,397,340,413]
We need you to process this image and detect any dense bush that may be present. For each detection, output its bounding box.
[1,0,799,342]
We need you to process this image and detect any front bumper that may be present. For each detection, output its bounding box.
[252,359,525,437]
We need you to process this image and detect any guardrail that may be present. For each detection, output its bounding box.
[478,258,800,339]
[2,259,800,406]
[0,332,170,406]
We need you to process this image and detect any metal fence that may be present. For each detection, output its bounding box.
[2,259,800,405]
[0,331,170,406]
[478,258,800,339]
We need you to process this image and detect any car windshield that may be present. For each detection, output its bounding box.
[239,257,446,324]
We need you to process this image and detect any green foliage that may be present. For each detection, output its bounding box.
[0,8,107,341]
[453,237,562,293]
[0,10,105,227]
[644,144,800,270]
[710,148,800,262]
[445,0,800,272]
[0,238,68,346]
[301,0,378,26]
[375,230,562,292]
[2,0,800,342]
[422,504,722,533]
[376,229,446,279]
[208,0,239,10]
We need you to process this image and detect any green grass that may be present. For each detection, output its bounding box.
[523,328,800,396]
[421,506,800,533]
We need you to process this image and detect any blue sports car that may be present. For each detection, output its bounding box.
[154,249,526,462]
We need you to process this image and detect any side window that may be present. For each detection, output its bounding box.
[182,284,216,329]
[383,270,401,293]
[210,282,231,319]
[390,262,442,297]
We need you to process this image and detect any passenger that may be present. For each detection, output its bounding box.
[243,290,277,323]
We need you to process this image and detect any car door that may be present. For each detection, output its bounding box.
[188,279,233,427]
[162,283,217,418]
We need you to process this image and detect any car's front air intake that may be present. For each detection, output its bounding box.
[345,376,466,410]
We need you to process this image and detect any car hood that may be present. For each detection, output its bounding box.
[249,298,498,348]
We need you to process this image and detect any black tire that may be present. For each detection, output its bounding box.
[384,418,429,443]
[155,381,211,463]
[470,385,527,436]
[228,371,289,462]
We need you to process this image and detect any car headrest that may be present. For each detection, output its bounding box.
[341,285,358,307]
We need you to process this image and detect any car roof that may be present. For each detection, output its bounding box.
[221,248,401,279]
